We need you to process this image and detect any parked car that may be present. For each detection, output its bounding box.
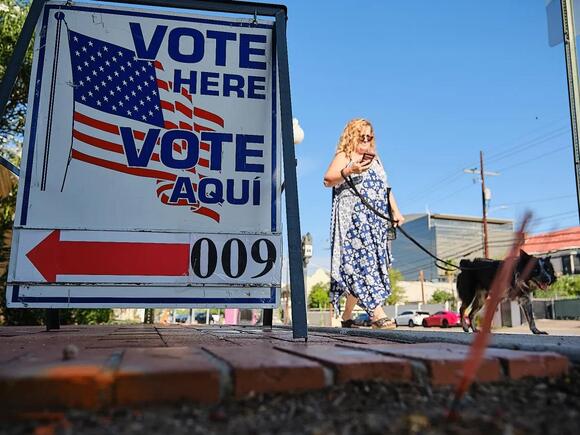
[195,312,216,324]
[174,313,189,323]
[422,311,461,328]
[395,310,430,327]
[353,312,372,327]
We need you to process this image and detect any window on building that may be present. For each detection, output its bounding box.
[574,254,580,275]
[562,255,572,275]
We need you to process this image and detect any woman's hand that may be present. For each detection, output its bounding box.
[347,158,373,175]
[392,214,405,227]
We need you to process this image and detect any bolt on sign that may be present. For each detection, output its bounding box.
[6,1,283,308]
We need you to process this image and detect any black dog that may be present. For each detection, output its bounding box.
[457,250,556,335]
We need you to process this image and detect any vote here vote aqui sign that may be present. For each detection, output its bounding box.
[6,1,282,308]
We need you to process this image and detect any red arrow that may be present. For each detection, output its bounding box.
[26,230,190,282]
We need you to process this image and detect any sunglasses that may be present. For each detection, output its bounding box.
[359,134,373,143]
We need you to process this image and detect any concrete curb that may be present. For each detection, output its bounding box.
[303,326,580,363]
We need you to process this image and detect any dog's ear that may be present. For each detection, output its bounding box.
[519,249,530,259]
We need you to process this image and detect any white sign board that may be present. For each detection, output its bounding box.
[6,1,282,308]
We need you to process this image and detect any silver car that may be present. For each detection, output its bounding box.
[394,310,431,327]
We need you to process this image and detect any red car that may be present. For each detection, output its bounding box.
[421,311,461,328]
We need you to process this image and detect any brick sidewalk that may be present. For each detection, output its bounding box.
[0,325,570,413]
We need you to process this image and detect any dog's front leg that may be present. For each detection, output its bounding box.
[519,296,547,335]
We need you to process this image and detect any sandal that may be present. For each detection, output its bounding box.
[341,319,356,328]
[371,317,396,330]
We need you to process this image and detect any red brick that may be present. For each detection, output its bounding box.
[114,347,221,406]
[243,330,342,344]
[0,353,114,411]
[405,343,569,380]
[341,343,501,385]
[320,335,398,345]
[276,344,412,384]
[483,348,569,379]
[204,345,326,398]
[87,337,165,349]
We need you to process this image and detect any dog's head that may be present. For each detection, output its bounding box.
[519,250,556,291]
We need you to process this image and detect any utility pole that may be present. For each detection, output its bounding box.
[561,0,580,224]
[419,270,425,303]
[464,151,500,259]
[480,151,489,258]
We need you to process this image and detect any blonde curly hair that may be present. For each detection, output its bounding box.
[336,118,376,157]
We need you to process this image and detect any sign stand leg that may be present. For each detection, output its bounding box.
[275,11,307,340]
[45,309,60,330]
[262,308,273,329]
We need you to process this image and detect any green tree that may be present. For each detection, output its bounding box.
[386,268,405,305]
[308,282,330,309]
[541,275,580,299]
[0,1,112,325]
[429,288,457,309]
[0,0,31,161]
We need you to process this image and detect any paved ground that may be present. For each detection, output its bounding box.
[0,324,572,416]
[393,319,580,336]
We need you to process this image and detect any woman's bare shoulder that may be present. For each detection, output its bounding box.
[331,151,349,164]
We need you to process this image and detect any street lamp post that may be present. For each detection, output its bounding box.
[301,232,313,301]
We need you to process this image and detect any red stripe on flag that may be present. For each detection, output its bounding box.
[164,120,178,130]
[75,111,146,140]
[156,183,174,196]
[157,79,170,91]
[73,129,162,163]
[194,107,224,127]
[161,100,174,112]
[198,158,209,168]
[194,123,214,133]
[154,60,164,71]
[200,142,210,152]
[193,206,221,223]
[175,101,193,118]
[72,149,176,181]
[181,87,192,102]
[74,112,119,135]
[73,129,123,154]
[159,192,198,207]
[179,121,193,131]
[134,130,145,141]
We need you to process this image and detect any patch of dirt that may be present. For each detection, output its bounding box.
[2,366,579,434]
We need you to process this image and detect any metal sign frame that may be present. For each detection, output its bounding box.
[0,0,307,339]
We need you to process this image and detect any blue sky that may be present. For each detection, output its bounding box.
[273,0,579,272]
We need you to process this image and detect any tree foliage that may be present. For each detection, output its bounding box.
[429,289,455,304]
[0,0,32,161]
[386,268,405,305]
[540,275,580,299]
[308,282,330,309]
[0,1,112,325]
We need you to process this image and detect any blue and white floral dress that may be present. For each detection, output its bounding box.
[330,159,393,315]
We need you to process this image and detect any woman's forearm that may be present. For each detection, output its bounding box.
[389,191,404,223]
[324,166,351,187]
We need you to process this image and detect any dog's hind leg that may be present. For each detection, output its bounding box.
[468,292,486,333]
[519,295,547,335]
[456,271,474,333]
[459,302,470,332]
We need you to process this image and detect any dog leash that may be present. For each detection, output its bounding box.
[340,170,474,272]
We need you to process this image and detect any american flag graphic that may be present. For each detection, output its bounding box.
[67,30,222,222]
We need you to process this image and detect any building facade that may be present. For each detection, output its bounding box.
[522,226,580,276]
[392,213,514,281]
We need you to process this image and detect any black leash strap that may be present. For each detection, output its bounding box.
[340,169,460,272]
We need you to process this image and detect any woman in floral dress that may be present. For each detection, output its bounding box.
[323,119,404,329]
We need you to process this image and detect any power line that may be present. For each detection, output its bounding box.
[404,123,571,205]
[496,145,569,172]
